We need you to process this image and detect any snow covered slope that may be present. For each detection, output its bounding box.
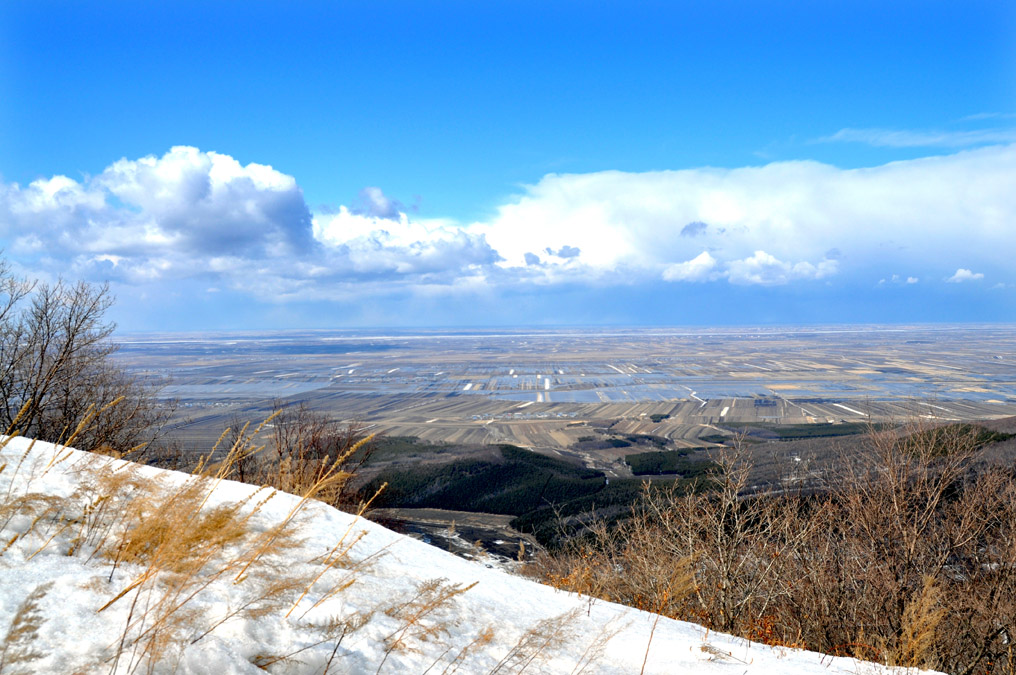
[0,437,920,674]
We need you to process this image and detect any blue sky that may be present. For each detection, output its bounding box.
[1,1,1015,330]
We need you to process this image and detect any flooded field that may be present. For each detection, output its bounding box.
[115,325,1016,453]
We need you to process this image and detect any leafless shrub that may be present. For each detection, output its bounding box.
[220,401,373,512]
[534,419,1016,672]
[0,260,169,455]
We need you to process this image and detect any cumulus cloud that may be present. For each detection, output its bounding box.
[1,146,315,285]
[0,147,500,299]
[545,245,581,259]
[309,207,501,291]
[96,146,314,257]
[880,274,920,286]
[946,268,985,283]
[470,144,1016,287]
[663,249,836,285]
[662,251,718,282]
[726,251,837,285]
[2,143,1015,305]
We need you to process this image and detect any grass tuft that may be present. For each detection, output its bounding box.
[0,582,52,673]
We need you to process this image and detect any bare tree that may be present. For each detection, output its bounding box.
[0,260,168,454]
[222,401,372,510]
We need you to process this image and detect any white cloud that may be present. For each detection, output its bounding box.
[1,146,314,286]
[311,207,500,277]
[680,221,708,237]
[0,148,502,300]
[546,245,581,258]
[821,127,1016,148]
[946,268,984,283]
[962,112,1016,122]
[726,251,837,286]
[351,186,403,220]
[661,249,838,286]
[93,145,313,257]
[662,251,719,282]
[468,144,1015,286]
[880,274,920,286]
[2,144,1015,303]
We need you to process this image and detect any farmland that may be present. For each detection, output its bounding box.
[116,324,1016,465]
[113,324,1016,556]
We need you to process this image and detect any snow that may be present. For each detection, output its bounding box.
[0,436,926,674]
[832,403,866,416]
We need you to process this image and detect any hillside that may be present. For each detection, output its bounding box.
[0,436,926,674]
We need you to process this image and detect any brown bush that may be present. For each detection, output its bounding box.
[532,421,1016,673]
[216,401,373,512]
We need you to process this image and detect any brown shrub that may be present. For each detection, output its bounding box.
[216,401,372,512]
[532,421,1016,673]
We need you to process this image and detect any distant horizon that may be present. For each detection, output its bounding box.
[112,321,1016,339]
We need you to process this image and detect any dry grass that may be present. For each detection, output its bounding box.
[377,578,478,673]
[212,402,375,513]
[1,410,635,675]
[488,608,582,674]
[0,410,387,674]
[894,575,946,669]
[0,582,51,674]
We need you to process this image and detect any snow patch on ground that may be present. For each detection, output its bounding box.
[0,436,928,673]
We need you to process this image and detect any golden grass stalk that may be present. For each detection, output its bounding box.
[0,582,51,672]
[895,575,945,669]
[231,434,374,583]
[488,608,581,675]
[376,579,478,675]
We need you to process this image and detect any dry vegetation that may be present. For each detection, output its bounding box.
[0,423,379,673]
[0,415,608,674]
[8,393,1007,672]
[13,260,1003,672]
[215,401,374,512]
[0,261,169,457]
[532,420,1016,673]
